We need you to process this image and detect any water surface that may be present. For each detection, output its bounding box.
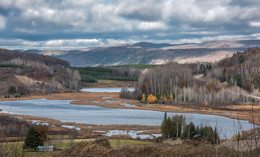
[0,99,256,138]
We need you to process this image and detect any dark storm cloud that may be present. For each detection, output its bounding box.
[0,0,260,49]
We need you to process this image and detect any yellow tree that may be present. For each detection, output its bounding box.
[170,93,174,102]
[160,95,163,100]
[153,95,157,102]
[141,94,146,102]
[147,94,157,103]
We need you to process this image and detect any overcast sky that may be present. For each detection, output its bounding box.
[0,0,260,49]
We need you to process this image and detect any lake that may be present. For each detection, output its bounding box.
[0,98,256,138]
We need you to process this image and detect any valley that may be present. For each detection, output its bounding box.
[2,0,260,155]
[1,42,260,156]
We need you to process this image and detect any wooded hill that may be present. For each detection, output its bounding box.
[27,40,260,67]
[129,48,260,105]
[72,64,158,83]
[0,49,81,97]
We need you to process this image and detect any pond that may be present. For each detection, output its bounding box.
[0,99,256,139]
[80,88,135,93]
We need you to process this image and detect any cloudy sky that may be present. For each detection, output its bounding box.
[0,0,260,49]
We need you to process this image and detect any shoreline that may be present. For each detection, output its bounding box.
[0,112,161,136]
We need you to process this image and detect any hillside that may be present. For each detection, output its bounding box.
[0,49,80,97]
[59,47,237,67]
[123,48,260,106]
[19,40,260,67]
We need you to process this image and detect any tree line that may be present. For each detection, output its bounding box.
[161,113,219,144]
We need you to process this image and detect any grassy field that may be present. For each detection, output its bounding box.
[0,137,154,157]
[108,139,154,148]
[0,135,91,157]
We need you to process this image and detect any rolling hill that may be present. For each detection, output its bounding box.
[18,40,260,67]
[0,49,81,96]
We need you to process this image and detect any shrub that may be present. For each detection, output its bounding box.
[8,86,16,94]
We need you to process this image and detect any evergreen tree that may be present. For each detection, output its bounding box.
[182,122,196,138]
[161,113,174,139]
[164,112,167,121]
[161,114,219,142]
[23,126,41,150]
[213,127,220,144]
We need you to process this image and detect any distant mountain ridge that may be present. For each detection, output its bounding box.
[18,40,260,67]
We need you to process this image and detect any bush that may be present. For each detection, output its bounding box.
[20,90,25,96]
[8,86,16,94]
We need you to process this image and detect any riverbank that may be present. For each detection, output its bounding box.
[1,91,260,125]
[0,112,160,137]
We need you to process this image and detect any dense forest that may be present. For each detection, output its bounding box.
[72,64,158,83]
[0,49,81,96]
[122,48,260,105]
[72,66,139,83]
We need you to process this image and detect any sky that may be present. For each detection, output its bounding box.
[0,0,260,49]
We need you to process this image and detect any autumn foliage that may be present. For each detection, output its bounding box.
[170,93,174,102]
[147,94,157,103]
[141,94,146,102]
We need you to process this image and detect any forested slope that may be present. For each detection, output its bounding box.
[130,48,260,105]
[0,49,81,96]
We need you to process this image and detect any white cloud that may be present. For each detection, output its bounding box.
[4,0,260,32]
[106,39,137,46]
[163,0,204,22]
[45,39,101,47]
[0,38,102,49]
[182,31,219,35]
[137,22,168,31]
[0,16,6,30]
[249,21,260,27]
[250,33,260,39]
[1,0,260,49]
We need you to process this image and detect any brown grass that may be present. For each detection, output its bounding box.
[56,139,245,157]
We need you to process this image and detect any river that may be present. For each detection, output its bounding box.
[0,88,257,139]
